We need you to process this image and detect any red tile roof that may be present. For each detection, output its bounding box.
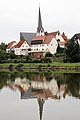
[15,40,24,48]
[48,31,58,36]
[32,34,55,44]
[44,34,54,44]
[32,36,45,40]
[7,41,16,49]
[12,45,16,48]
[62,32,68,42]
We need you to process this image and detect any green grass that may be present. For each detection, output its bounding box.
[0,62,80,67]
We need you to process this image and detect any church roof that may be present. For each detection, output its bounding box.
[20,32,36,44]
[32,32,55,44]
[32,36,45,41]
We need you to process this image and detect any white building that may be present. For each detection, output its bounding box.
[14,40,30,55]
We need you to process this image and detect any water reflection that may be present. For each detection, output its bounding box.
[0,71,80,120]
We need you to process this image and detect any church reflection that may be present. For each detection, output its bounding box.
[7,75,68,120]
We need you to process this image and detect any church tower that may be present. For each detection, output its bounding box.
[36,6,44,36]
[38,97,45,120]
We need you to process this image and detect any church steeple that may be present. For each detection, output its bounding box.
[37,6,44,36]
[38,98,45,120]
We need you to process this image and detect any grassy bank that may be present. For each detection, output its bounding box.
[0,62,80,67]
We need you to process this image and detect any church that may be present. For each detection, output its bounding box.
[6,6,68,58]
[29,7,67,58]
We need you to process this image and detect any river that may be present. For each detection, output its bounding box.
[0,71,80,120]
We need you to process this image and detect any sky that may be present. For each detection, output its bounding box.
[0,0,80,44]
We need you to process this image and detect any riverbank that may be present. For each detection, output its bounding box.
[0,62,80,71]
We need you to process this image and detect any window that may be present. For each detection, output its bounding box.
[28,48,31,51]
[57,39,60,42]
[42,44,44,46]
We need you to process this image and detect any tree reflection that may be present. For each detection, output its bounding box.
[0,71,80,99]
[0,71,80,120]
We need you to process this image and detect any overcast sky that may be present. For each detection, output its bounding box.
[0,0,80,43]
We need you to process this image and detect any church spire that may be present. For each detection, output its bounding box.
[38,97,45,120]
[37,6,44,36]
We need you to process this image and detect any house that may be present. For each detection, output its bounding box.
[14,32,36,55]
[14,39,30,56]
[6,41,17,53]
[71,33,80,45]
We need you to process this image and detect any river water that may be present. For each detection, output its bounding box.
[0,71,80,120]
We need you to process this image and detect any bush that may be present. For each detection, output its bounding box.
[45,52,53,57]
[40,58,52,63]
[32,59,40,63]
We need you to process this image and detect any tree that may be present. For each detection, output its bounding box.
[65,38,80,62]
[0,42,7,51]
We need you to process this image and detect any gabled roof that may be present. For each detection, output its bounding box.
[7,41,16,49]
[48,31,58,36]
[32,36,45,41]
[72,33,80,40]
[15,40,24,48]
[20,32,36,44]
[62,32,68,42]
[32,33,55,44]
[44,34,54,44]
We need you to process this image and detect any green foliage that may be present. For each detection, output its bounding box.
[40,57,52,63]
[0,42,7,51]
[26,55,32,63]
[57,43,64,54]
[9,52,17,59]
[45,52,53,57]
[65,38,80,62]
